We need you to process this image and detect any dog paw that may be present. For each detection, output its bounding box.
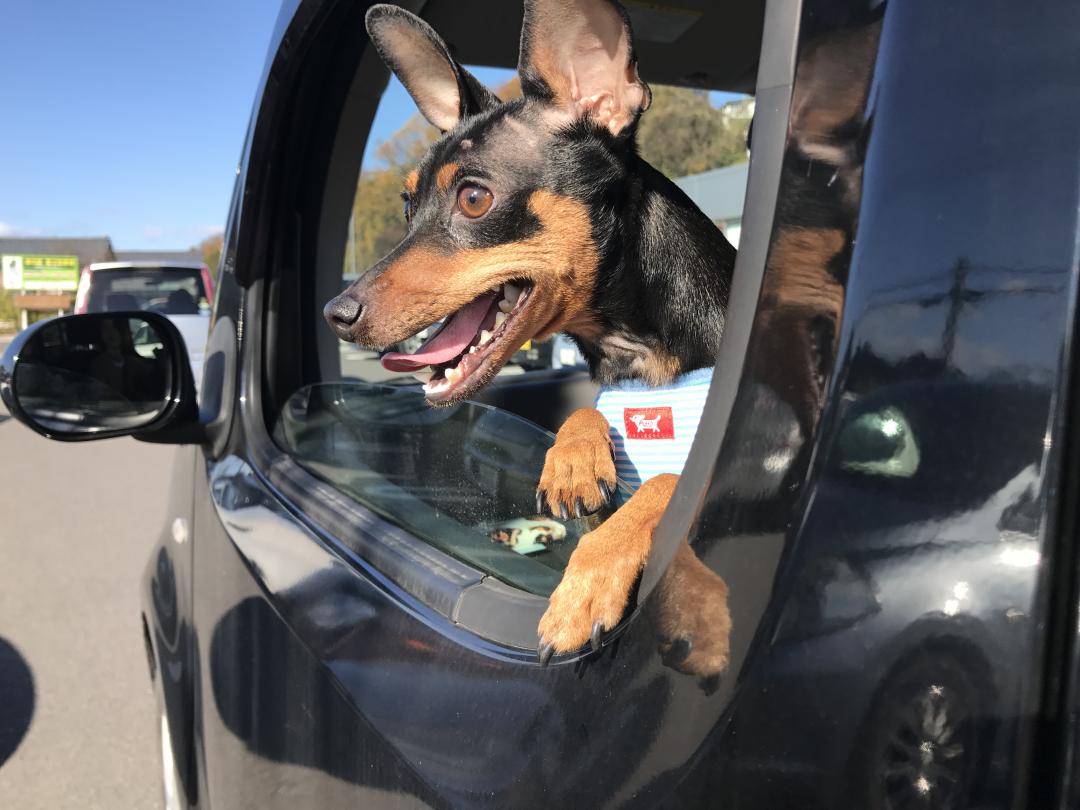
[537,533,637,661]
[536,429,616,521]
[658,637,722,694]
[653,541,731,679]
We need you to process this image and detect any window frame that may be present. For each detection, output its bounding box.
[235,0,798,653]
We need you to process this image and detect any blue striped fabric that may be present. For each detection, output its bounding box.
[594,367,714,491]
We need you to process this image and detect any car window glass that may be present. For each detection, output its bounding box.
[86,268,209,315]
[275,383,634,596]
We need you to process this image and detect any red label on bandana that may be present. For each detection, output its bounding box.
[623,407,675,440]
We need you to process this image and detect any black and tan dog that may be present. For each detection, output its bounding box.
[325,0,736,661]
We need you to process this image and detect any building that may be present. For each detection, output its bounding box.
[0,237,207,331]
[674,161,749,247]
[719,97,756,125]
[0,236,116,269]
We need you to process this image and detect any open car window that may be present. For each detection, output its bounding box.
[273,62,750,595]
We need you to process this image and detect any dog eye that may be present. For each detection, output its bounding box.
[400,192,413,223]
[457,184,493,218]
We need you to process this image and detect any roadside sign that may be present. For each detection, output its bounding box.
[1,254,80,291]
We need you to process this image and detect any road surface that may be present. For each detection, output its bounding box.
[0,380,172,809]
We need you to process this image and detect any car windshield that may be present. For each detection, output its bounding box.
[86,268,209,315]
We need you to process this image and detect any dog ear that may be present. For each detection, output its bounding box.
[518,0,651,137]
[366,4,500,132]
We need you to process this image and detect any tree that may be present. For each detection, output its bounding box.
[636,85,749,178]
[0,290,17,331]
[197,232,225,278]
[345,169,409,275]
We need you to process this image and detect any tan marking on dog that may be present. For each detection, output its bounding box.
[790,20,882,164]
[538,407,616,515]
[359,190,600,366]
[404,169,420,194]
[755,226,847,434]
[538,473,679,653]
[764,227,846,319]
[639,350,684,387]
[435,162,459,192]
[591,332,686,386]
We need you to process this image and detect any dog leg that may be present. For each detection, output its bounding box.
[536,407,617,519]
[538,473,677,659]
[654,540,731,686]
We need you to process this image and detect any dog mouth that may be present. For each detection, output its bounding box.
[381,281,535,404]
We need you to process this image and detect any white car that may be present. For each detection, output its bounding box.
[74,261,213,390]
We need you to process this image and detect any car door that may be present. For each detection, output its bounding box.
[189,1,1080,809]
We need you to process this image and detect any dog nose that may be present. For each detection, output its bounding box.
[324,293,362,339]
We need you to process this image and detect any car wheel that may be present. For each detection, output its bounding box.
[854,653,983,810]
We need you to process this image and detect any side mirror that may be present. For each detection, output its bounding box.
[0,312,203,443]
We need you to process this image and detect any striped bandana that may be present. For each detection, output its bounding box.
[594,367,714,491]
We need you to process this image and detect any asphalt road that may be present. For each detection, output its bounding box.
[0,339,173,808]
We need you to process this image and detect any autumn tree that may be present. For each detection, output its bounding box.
[197,232,225,278]
[0,290,17,331]
[636,85,749,177]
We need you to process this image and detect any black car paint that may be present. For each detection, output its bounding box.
[5,0,1072,807]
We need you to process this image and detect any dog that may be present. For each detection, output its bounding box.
[325,0,737,662]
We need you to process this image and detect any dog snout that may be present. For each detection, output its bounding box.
[324,293,362,340]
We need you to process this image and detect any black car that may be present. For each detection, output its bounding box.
[4,0,1080,808]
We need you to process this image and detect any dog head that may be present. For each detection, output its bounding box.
[324,0,651,405]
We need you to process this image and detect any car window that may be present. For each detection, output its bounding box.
[86,268,209,315]
[273,63,750,594]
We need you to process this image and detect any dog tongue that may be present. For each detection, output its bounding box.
[381,292,498,372]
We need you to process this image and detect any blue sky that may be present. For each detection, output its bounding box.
[0,2,282,250]
[1,2,745,250]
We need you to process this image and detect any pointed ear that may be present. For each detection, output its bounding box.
[366,4,500,132]
[518,0,651,136]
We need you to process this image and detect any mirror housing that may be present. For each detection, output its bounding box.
[0,312,204,444]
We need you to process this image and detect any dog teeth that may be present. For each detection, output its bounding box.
[445,366,463,384]
[479,329,494,345]
[412,369,432,383]
[498,299,514,313]
[504,283,522,304]
[494,312,508,328]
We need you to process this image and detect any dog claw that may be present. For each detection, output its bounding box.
[538,642,555,666]
[535,490,546,516]
[600,480,614,503]
[573,498,584,519]
[663,637,693,666]
[590,621,604,652]
[558,503,569,521]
